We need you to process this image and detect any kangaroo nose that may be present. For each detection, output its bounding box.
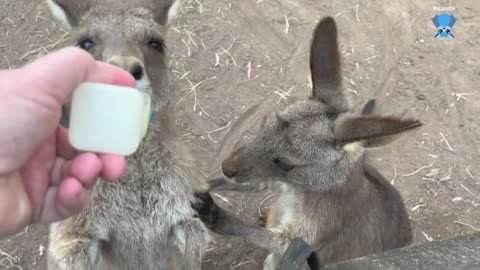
[107,58,144,81]
[129,64,144,81]
[222,157,240,178]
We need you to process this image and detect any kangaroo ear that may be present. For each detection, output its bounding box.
[46,0,92,28]
[151,0,181,26]
[309,16,349,113]
[335,116,423,149]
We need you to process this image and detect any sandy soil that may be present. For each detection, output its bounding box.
[1,0,479,269]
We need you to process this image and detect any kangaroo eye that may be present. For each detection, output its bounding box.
[78,39,94,51]
[148,39,165,53]
[273,158,295,172]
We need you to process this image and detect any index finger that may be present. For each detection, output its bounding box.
[19,47,136,105]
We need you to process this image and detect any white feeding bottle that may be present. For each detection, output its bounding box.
[68,82,152,156]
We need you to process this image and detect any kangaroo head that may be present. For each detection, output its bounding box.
[220,17,422,191]
[47,0,180,111]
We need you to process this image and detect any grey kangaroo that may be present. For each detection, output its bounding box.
[45,1,210,269]
[194,16,420,269]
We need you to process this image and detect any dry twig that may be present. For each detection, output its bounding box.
[258,194,274,218]
[391,167,397,185]
[402,162,435,177]
[284,15,290,35]
[439,132,454,152]
[207,121,232,143]
[213,193,231,205]
[454,221,480,232]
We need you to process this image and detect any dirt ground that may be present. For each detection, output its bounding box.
[1,0,479,269]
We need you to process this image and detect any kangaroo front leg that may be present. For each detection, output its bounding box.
[170,218,209,270]
[208,176,271,193]
[192,192,291,254]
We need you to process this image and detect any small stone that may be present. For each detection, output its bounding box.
[416,93,426,100]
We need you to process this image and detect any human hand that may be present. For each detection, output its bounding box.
[0,47,136,238]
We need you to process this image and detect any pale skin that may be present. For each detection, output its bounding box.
[0,47,136,238]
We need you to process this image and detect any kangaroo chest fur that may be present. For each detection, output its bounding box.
[91,160,194,242]
[267,183,329,247]
[266,168,412,264]
[68,131,208,269]
[267,183,303,228]
[47,127,209,270]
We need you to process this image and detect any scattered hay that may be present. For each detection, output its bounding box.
[454,221,480,232]
[459,183,480,200]
[362,55,379,61]
[208,121,232,144]
[421,231,433,242]
[390,167,397,185]
[274,85,297,103]
[18,32,69,62]
[284,15,290,35]
[402,162,435,177]
[177,76,217,117]
[231,259,254,269]
[218,38,237,67]
[258,194,274,218]
[0,248,22,270]
[213,193,232,205]
[246,61,252,80]
[439,132,454,152]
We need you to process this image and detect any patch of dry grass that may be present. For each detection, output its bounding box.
[0,248,22,270]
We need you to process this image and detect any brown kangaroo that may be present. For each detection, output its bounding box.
[45,1,210,269]
[194,16,420,269]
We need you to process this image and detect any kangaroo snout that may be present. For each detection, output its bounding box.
[108,56,145,81]
[222,156,240,178]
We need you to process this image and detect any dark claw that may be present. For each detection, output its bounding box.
[361,99,376,115]
[192,192,220,230]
